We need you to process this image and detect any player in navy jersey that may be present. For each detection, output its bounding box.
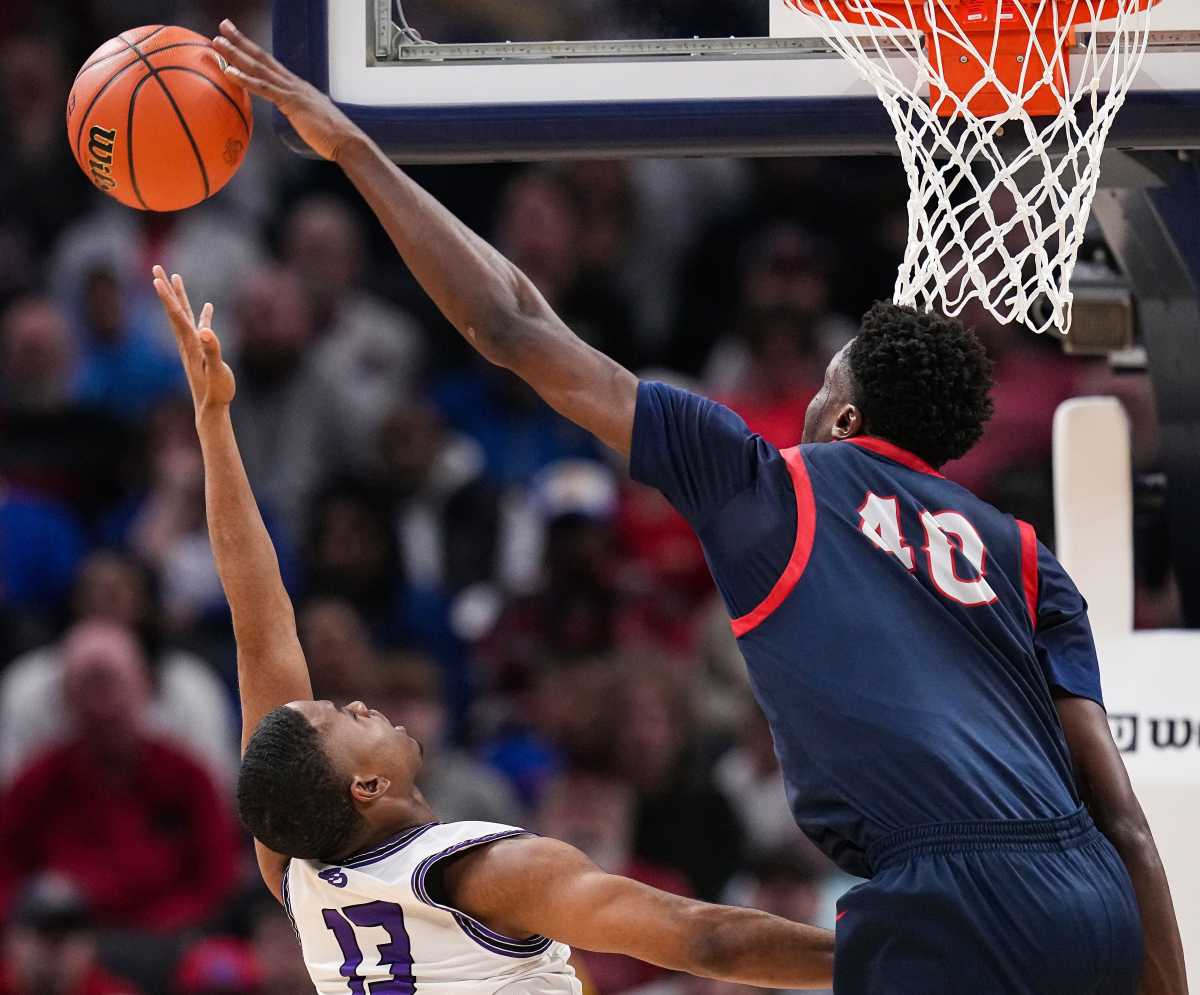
[216,21,1186,995]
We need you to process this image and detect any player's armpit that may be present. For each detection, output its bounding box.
[441,835,834,990]
[1056,696,1188,995]
[254,840,289,905]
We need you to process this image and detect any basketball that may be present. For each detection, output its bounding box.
[66,25,253,212]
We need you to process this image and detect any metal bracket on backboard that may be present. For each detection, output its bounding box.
[365,0,1200,69]
[371,0,393,62]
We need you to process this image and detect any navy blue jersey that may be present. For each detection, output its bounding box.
[631,382,1103,878]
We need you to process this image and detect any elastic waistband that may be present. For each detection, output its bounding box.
[868,807,1099,872]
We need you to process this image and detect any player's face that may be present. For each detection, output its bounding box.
[289,699,424,793]
[801,342,856,444]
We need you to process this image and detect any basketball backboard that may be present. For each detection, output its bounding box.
[273,0,1200,163]
[771,0,1199,35]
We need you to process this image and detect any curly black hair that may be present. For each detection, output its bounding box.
[237,705,363,862]
[847,302,995,468]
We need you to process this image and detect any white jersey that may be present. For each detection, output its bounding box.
[284,821,581,995]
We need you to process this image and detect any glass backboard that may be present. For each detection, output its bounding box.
[273,0,1200,163]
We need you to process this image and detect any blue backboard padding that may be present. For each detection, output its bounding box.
[273,0,1200,163]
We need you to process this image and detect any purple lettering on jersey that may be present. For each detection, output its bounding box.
[320,867,349,888]
[322,908,367,995]
[322,901,415,995]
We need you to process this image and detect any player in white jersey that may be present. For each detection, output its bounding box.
[287,819,578,995]
[152,264,837,995]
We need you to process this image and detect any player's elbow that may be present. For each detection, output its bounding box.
[467,272,552,371]
[1104,817,1157,860]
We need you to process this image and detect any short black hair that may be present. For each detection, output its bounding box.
[847,302,994,468]
[237,705,362,862]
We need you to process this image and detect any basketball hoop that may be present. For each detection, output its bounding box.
[783,0,1162,334]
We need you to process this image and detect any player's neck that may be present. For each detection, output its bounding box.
[337,799,439,861]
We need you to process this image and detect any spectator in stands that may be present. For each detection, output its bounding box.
[229,264,353,538]
[432,360,604,490]
[495,166,634,366]
[372,397,503,611]
[0,619,239,931]
[50,203,262,361]
[615,666,745,902]
[715,708,812,862]
[702,224,849,447]
[72,265,184,421]
[101,399,224,631]
[302,477,467,718]
[430,171,609,484]
[0,295,76,412]
[282,195,427,468]
[0,35,91,293]
[296,596,382,702]
[0,551,236,787]
[101,399,294,636]
[0,296,130,522]
[0,480,86,633]
[245,895,312,995]
[482,460,626,684]
[375,654,525,825]
[173,938,261,995]
[0,875,142,995]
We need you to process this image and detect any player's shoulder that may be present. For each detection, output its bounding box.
[413,821,533,855]
[802,439,1013,516]
[800,438,968,493]
[292,821,530,883]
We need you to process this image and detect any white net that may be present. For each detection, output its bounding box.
[783,0,1159,334]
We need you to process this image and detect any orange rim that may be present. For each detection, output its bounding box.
[786,0,1163,117]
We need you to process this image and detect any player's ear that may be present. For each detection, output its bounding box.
[831,403,864,439]
[349,774,392,806]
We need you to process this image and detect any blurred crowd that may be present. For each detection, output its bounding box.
[0,1,1183,994]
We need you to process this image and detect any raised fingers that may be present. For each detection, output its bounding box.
[219,62,287,103]
[214,23,288,89]
[153,273,186,328]
[219,19,289,76]
[212,35,272,80]
[153,266,201,362]
[152,265,176,306]
[171,273,196,326]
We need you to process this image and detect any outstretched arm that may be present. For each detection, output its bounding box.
[1056,696,1188,995]
[442,835,835,990]
[213,20,638,457]
[153,267,308,900]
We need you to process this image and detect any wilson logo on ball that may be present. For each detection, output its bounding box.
[87,125,118,192]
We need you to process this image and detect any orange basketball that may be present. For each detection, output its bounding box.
[66,25,253,212]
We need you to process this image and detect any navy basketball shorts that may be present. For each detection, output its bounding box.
[833,808,1143,995]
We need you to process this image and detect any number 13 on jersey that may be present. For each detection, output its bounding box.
[322,901,415,995]
[857,493,997,607]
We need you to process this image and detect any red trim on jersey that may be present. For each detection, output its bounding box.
[1017,519,1040,631]
[846,436,946,479]
[730,446,816,638]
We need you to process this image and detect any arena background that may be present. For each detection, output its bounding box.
[0,1,1195,993]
